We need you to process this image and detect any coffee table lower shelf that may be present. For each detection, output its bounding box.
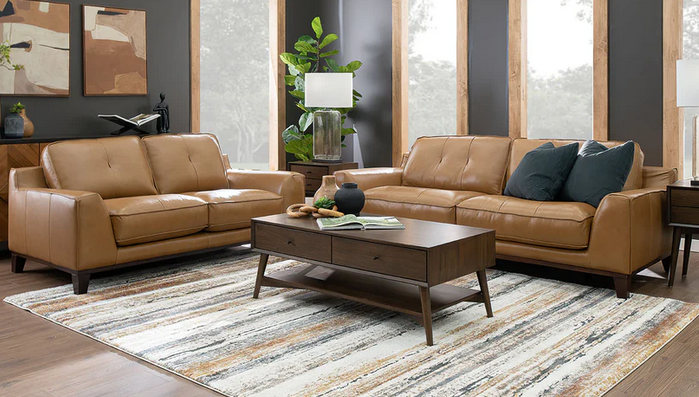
[252,254,489,346]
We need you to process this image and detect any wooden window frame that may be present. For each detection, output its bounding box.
[508,0,609,141]
[664,0,683,176]
[190,0,286,170]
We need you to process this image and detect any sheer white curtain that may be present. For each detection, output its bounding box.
[200,0,269,170]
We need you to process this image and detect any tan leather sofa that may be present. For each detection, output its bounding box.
[335,136,677,298]
[9,134,304,294]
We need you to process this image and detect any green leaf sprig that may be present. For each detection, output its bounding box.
[313,196,335,210]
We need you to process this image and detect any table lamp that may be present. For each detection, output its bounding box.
[304,73,353,163]
[677,60,699,185]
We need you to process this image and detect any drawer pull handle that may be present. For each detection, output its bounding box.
[373,256,379,260]
[287,240,293,245]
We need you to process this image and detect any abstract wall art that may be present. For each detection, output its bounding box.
[83,5,147,96]
[0,0,70,96]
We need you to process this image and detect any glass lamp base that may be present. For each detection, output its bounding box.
[312,109,342,162]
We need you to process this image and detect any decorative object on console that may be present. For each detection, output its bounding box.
[559,140,635,207]
[98,113,159,135]
[280,17,363,161]
[305,72,353,162]
[504,142,579,201]
[285,199,344,219]
[153,92,170,133]
[334,182,365,215]
[83,5,147,96]
[0,0,69,96]
[677,60,699,185]
[313,175,339,203]
[3,102,32,138]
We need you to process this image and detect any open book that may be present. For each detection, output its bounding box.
[98,113,160,127]
[317,215,405,231]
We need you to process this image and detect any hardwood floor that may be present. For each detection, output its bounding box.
[2,248,699,396]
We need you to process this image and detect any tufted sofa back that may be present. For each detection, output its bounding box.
[402,136,513,194]
[41,136,158,199]
[141,134,228,194]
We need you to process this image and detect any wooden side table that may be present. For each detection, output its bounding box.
[287,161,358,197]
[667,180,699,286]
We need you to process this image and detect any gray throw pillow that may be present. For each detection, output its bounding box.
[559,140,635,207]
[504,142,580,201]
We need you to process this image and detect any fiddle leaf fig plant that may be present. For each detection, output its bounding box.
[280,16,363,161]
[0,41,23,71]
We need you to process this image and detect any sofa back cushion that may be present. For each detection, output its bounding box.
[508,139,645,191]
[402,136,512,194]
[41,136,158,199]
[141,134,228,194]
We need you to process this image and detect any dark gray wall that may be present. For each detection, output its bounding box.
[468,0,509,137]
[0,0,191,138]
[608,0,663,166]
[286,0,393,167]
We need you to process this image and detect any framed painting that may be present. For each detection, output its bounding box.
[0,0,70,96]
[82,5,147,96]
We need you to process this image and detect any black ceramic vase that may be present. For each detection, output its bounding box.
[334,183,365,215]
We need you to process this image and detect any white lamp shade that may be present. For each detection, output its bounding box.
[304,73,353,108]
[677,60,699,107]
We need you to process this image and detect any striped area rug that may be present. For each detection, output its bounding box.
[4,251,699,397]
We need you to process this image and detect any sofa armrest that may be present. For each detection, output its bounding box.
[227,170,305,210]
[643,166,678,189]
[588,188,671,275]
[334,168,403,191]
[8,169,117,271]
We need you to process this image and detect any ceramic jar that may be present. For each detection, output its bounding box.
[20,109,34,138]
[313,175,339,204]
[334,182,365,215]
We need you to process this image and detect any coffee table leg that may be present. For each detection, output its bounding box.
[253,253,269,298]
[419,286,433,346]
[476,270,494,318]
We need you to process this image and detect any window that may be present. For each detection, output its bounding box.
[200,0,269,170]
[527,0,593,140]
[408,0,457,147]
[684,0,699,178]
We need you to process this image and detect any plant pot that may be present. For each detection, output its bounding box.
[313,175,339,203]
[4,113,24,138]
[19,109,34,138]
[334,182,365,215]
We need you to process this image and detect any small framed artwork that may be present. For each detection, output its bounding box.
[82,5,147,96]
[0,0,71,96]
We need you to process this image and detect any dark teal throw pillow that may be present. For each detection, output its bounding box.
[504,142,580,201]
[559,140,635,207]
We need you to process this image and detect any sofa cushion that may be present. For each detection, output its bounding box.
[456,195,596,249]
[559,140,635,207]
[41,136,158,199]
[184,189,283,232]
[141,134,229,194]
[104,194,208,246]
[364,186,485,224]
[504,142,579,201]
[402,136,512,194]
[508,139,644,191]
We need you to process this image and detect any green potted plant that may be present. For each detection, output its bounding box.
[5,102,33,138]
[280,17,363,161]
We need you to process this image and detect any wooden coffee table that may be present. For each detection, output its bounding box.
[250,214,495,346]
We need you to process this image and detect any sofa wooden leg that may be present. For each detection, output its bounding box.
[11,254,26,273]
[72,273,90,295]
[613,276,631,299]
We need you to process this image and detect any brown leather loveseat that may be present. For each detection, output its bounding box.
[9,133,304,294]
[335,136,677,298]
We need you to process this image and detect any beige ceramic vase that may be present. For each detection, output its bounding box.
[313,175,339,203]
[20,109,34,138]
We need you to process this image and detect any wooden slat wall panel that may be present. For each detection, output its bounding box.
[593,0,609,141]
[392,0,409,166]
[664,0,683,176]
[508,0,527,139]
[457,0,469,135]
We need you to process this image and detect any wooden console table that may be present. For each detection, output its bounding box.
[287,161,358,196]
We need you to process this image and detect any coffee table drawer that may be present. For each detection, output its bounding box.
[254,224,331,262]
[332,237,427,281]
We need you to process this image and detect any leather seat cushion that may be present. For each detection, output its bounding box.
[184,189,283,232]
[456,195,596,249]
[104,195,209,246]
[364,186,485,224]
